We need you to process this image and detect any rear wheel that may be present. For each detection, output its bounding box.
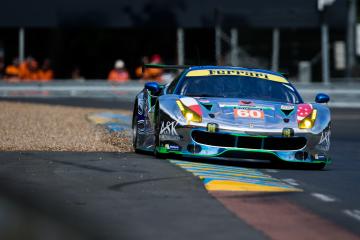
[290,162,327,170]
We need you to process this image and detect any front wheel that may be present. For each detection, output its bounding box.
[132,107,141,153]
[308,163,326,170]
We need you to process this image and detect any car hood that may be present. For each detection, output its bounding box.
[195,97,299,129]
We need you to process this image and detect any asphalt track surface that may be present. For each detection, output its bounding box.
[0,98,360,240]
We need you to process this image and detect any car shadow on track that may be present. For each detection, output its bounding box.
[134,151,327,171]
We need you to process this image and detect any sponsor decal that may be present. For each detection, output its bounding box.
[234,109,264,119]
[219,102,239,108]
[207,123,218,133]
[164,143,181,151]
[282,128,294,137]
[237,106,258,110]
[280,105,295,116]
[219,103,275,111]
[318,130,330,151]
[186,69,288,83]
[160,121,181,141]
[297,104,313,122]
[281,105,295,111]
[313,154,327,160]
[160,121,178,135]
[160,135,181,141]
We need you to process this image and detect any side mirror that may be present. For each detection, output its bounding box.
[315,93,330,103]
[145,82,161,95]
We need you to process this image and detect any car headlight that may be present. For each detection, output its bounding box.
[298,109,317,129]
[176,100,202,123]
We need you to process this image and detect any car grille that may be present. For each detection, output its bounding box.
[191,130,306,151]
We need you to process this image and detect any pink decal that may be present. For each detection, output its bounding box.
[297,104,313,122]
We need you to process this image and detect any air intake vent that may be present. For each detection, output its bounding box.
[192,131,235,147]
[191,130,307,151]
[281,109,293,116]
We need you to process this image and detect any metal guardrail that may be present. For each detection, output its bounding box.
[0,80,143,99]
[293,82,360,107]
[0,80,359,108]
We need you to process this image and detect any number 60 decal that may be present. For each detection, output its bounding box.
[234,109,264,119]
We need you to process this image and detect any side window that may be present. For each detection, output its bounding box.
[166,74,182,94]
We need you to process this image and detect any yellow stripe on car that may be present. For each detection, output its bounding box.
[186,69,288,83]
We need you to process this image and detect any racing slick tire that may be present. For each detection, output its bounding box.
[132,103,141,153]
[308,163,326,170]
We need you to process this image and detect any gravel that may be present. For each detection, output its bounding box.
[0,101,133,152]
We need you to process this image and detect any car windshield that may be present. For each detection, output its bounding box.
[177,75,301,104]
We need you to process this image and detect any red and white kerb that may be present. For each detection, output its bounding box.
[180,97,202,116]
[297,104,313,122]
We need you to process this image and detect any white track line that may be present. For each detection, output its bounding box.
[281,178,300,186]
[311,193,336,202]
[343,209,360,222]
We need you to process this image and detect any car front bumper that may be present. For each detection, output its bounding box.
[157,125,331,164]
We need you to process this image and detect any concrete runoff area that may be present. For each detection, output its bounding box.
[0,98,360,239]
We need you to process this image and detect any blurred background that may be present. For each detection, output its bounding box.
[0,0,357,83]
[1,1,360,240]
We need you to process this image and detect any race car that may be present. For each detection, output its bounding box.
[132,64,331,169]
